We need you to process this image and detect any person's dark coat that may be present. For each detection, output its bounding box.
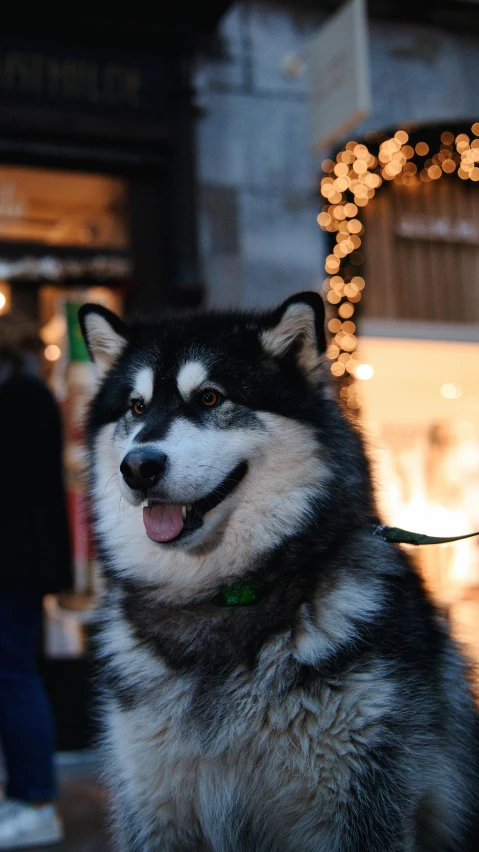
[0,373,73,593]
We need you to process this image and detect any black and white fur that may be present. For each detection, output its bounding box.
[80,293,479,852]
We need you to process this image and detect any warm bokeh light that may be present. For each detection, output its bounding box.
[354,143,369,159]
[44,344,62,362]
[415,141,429,156]
[441,383,463,400]
[428,165,442,180]
[327,344,339,360]
[356,363,374,381]
[0,282,12,316]
[333,162,348,177]
[317,212,331,227]
[394,130,409,144]
[343,202,357,217]
[330,362,345,377]
[317,124,479,381]
[346,219,362,234]
[442,159,456,173]
[338,302,354,318]
[39,313,67,345]
[340,334,357,352]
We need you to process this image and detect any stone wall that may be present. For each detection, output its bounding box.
[195,1,479,309]
[195,2,326,309]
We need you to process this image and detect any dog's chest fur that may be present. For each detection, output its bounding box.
[80,297,479,851]
[101,590,394,851]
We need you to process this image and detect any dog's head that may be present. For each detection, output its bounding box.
[80,294,369,590]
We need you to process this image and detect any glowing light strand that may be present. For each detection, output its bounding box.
[317,124,479,408]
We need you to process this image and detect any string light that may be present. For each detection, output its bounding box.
[44,344,61,362]
[356,363,374,381]
[415,141,429,156]
[317,122,479,401]
[441,383,463,400]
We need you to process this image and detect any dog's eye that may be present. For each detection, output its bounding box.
[131,399,146,416]
[200,390,221,407]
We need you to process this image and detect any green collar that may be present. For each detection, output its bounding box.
[211,582,265,607]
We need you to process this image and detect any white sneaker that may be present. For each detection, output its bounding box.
[0,801,63,849]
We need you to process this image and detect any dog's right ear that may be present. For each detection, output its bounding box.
[78,304,129,378]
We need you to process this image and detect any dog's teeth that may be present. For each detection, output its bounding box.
[141,500,148,508]
[182,505,187,519]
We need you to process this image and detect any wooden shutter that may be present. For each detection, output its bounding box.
[362,178,479,323]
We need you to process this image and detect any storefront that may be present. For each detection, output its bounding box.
[318,121,479,669]
[0,5,231,748]
[357,333,479,664]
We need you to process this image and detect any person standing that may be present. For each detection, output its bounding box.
[0,347,72,849]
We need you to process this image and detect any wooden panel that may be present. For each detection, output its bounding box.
[363,178,479,323]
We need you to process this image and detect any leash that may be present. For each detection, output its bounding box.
[372,525,479,546]
[212,525,479,608]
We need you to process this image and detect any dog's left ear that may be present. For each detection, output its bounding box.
[261,292,326,375]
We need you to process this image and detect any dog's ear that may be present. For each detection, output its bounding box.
[78,304,129,377]
[261,292,326,375]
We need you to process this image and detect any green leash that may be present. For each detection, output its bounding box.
[211,525,479,608]
[373,525,479,546]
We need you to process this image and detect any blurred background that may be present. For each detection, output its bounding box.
[1,0,479,847]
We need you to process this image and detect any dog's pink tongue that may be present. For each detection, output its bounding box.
[143,504,184,542]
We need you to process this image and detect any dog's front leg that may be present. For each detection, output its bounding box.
[335,814,414,852]
[109,792,211,852]
[333,771,415,852]
[110,815,207,852]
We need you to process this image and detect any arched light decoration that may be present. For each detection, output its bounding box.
[317,122,479,410]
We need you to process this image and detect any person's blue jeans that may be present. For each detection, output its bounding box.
[0,587,56,803]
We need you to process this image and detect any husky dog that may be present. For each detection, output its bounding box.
[79,293,479,852]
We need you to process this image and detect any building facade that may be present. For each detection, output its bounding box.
[196,0,479,665]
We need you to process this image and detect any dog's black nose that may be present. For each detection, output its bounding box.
[120,449,167,492]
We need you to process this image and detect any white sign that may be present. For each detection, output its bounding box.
[397,214,479,245]
[308,0,371,152]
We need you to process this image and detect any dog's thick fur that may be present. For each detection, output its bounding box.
[80,293,479,851]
